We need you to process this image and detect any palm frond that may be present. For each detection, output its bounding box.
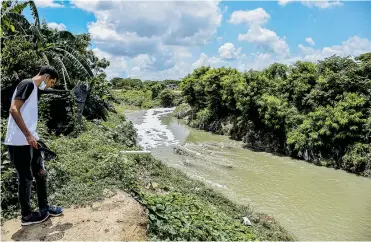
[54,47,93,78]
[27,1,40,27]
[1,1,27,18]
[60,66,67,90]
[41,52,49,65]
[1,1,11,13]
[55,30,75,41]
[64,46,94,76]
[5,12,31,29]
[46,51,70,90]
[29,24,42,39]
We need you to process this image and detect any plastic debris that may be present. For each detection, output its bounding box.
[242,216,252,226]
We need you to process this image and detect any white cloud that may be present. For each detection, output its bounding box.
[297,36,371,62]
[102,35,371,80]
[228,8,270,26]
[192,53,211,69]
[322,36,371,57]
[278,0,343,8]
[302,0,343,8]
[34,0,64,8]
[47,22,66,31]
[230,8,289,56]
[132,54,154,69]
[71,0,222,76]
[129,60,191,81]
[131,67,141,74]
[305,37,315,46]
[72,1,366,81]
[298,44,315,55]
[192,53,222,69]
[168,46,193,59]
[72,1,221,53]
[218,43,241,60]
[238,35,371,74]
[238,25,289,56]
[278,0,295,6]
[92,48,128,79]
[237,52,276,71]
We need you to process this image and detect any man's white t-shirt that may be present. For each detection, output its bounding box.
[4,79,39,146]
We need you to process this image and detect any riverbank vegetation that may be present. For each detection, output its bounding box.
[1,1,293,240]
[179,54,371,177]
[1,111,294,240]
[111,78,182,109]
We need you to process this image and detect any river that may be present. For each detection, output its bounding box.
[125,108,371,241]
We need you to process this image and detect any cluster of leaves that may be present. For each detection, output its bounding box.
[181,54,371,176]
[142,192,255,241]
[112,78,182,108]
[114,89,158,109]
[158,89,182,107]
[38,93,76,135]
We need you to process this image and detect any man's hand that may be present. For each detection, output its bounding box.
[26,134,38,149]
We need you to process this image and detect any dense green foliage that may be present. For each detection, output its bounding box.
[112,78,182,109]
[144,192,255,241]
[159,89,177,107]
[181,54,371,176]
[113,89,159,109]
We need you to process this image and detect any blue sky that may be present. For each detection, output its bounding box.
[26,0,371,80]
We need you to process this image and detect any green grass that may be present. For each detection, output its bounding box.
[1,110,294,240]
[114,102,142,114]
[112,89,159,108]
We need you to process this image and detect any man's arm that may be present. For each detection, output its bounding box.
[39,88,70,95]
[9,100,38,149]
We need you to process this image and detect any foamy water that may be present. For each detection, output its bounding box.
[133,108,179,150]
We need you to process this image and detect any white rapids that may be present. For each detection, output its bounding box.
[133,108,180,150]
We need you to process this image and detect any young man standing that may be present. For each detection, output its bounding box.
[4,66,64,225]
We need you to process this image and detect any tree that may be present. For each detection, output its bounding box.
[2,1,94,90]
[159,89,175,107]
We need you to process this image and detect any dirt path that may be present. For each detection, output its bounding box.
[1,190,148,241]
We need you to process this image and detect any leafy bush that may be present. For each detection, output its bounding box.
[159,89,175,107]
[142,192,255,241]
[39,93,77,135]
[342,143,371,175]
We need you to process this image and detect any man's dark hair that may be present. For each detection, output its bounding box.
[38,66,58,80]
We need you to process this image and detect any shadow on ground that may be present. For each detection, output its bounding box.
[11,218,73,241]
